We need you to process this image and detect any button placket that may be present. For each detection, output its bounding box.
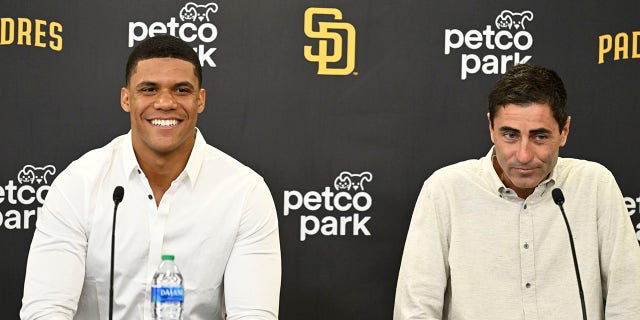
[519,201,537,318]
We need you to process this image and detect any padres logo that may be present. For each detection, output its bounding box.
[303,7,356,75]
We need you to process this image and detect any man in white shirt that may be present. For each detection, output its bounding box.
[21,35,281,320]
[394,64,640,319]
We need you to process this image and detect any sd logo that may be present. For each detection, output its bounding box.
[303,7,356,75]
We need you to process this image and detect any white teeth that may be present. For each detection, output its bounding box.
[151,119,178,127]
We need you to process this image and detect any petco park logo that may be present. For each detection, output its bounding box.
[0,165,56,230]
[304,7,357,76]
[444,10,534,80]
[128,2,219,67]
[284,171,373,241]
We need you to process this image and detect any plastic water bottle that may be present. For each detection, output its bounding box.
[152,254,184,320]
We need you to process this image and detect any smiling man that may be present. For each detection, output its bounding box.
[21,35,281,320]
[394,64,640,319]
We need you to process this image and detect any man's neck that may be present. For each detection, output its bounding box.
[134,140,195,206]
[492,156,535,199]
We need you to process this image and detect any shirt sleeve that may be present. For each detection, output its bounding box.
[20,181,87,320]
[597,170,640,319]
[394,180,450,320]
[224,178,281,320]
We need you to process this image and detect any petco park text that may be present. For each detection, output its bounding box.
[128,17,218,67]
[284,187,373,241]
[0,180,49,230]
[0,180,49,205]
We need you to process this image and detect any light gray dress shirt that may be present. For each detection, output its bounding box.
[394,148,640,320]
[21,129,281,320]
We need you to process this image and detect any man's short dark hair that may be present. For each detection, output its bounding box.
[488,64,568,132]
[125,35,202,87]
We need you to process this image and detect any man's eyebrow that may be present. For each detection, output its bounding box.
[529,128,552,135]
[135,81,157,89]
[499,126,552,135]
[499,126,520,133]
[174,81,195,89]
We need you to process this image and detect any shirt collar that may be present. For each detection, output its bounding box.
[481,146,557,198]
[121,131,139,180]
[183,128,205,188]
[120,128,205,189]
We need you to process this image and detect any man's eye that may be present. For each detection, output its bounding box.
[139,88,155,93]
[503,132,517,140]
[535,135,548,141]
[176,88,192,94]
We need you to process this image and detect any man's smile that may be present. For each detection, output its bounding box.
[150,119,180,127]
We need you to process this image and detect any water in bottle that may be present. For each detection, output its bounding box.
[152,254,184,320]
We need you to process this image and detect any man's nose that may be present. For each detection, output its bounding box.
[154,90,176,110]
[516,140,534,164]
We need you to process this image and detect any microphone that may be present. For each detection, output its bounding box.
[552,188,587,320]
[110,186,125,320]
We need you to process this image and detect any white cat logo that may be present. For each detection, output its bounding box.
[179,2,219,22]
[495,10,533,30]
[17,165,56,185]
[334,171,372,192]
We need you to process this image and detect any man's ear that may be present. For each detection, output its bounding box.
[197,88,206,114]
[121,87,131,112]
[560,116,571,147]
[487,112,496,144]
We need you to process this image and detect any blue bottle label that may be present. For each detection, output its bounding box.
[152,286,184,303]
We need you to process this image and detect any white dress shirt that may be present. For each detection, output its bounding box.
[394,148,640,320]
[21,129,281,320]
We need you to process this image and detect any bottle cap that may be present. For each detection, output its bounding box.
[161,254,175,261]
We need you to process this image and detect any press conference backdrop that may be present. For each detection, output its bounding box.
[2,0,639,319]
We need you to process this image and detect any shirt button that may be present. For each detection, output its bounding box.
[525,283,532,288]
[524,243,529,249]
[524,204,528,209]
[148,194,153,200]
[137,169,141,174]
